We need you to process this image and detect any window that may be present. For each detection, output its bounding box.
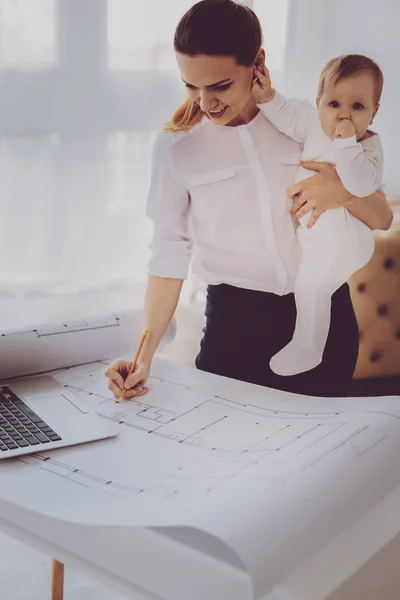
[254,0,289,81]
[108,1,289,77]
[108,0,195,71]
[0,0,56,68]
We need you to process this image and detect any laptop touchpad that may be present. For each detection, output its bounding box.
[28,393,89,417]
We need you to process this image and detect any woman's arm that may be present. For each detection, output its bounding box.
[347,188,393,231]
[105,131,192,399]
[139,275,183,367]
[287,160,393,230]
[105,275,183,399]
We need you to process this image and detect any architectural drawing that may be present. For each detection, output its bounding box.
[11,359,399,504]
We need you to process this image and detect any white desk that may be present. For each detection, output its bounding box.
[1,357,400,600]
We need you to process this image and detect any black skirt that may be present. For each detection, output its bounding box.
[195,283,359,397]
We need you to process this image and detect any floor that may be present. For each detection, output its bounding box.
[0,535,128,600]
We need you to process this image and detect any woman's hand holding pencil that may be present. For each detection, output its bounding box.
[105,330,150,402]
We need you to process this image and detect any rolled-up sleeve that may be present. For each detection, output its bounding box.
[146,132,192,279]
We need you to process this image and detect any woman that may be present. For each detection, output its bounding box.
[105,0,392,399]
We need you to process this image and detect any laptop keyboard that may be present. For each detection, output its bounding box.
[0,386,62,452]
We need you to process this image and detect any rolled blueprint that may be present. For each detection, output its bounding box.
[0,309,176,379]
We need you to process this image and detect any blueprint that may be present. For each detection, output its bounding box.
[1,312,400,599]
[13,359,396,505]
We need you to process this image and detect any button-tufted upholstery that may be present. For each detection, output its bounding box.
[349,202,400,379]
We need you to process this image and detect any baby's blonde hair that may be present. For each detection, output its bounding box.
[318,54,384,105]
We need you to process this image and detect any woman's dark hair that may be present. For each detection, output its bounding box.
[164,0,263,131]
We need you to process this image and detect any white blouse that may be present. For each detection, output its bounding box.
[146,108,305,295]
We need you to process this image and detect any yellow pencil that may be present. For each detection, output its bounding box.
[118,329,148,403]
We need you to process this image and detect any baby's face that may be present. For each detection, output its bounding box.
[317,73,378,141]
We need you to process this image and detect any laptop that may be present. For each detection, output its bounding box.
[0,375,119,459]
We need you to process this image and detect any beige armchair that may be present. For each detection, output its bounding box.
[349,206,400,381]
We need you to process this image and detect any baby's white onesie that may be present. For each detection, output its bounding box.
[258,92,382,377]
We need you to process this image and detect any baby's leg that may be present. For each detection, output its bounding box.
[270,208,374,377]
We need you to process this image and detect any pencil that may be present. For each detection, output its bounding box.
[117,329,148,403]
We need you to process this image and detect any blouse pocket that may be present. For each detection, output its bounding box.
[183,169,237,246]
[279,153,302,166]
[184,168,236,189]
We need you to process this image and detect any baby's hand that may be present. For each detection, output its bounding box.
[334,119,356,139]
[252,65,275,104]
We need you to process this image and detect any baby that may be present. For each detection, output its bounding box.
[253,54,383,377]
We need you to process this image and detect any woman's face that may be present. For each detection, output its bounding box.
[176,52,264,126]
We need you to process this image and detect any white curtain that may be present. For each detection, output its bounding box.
[0,0,289,326]
[282,0,400,196]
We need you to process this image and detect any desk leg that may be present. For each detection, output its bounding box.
[51,559,64,600]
